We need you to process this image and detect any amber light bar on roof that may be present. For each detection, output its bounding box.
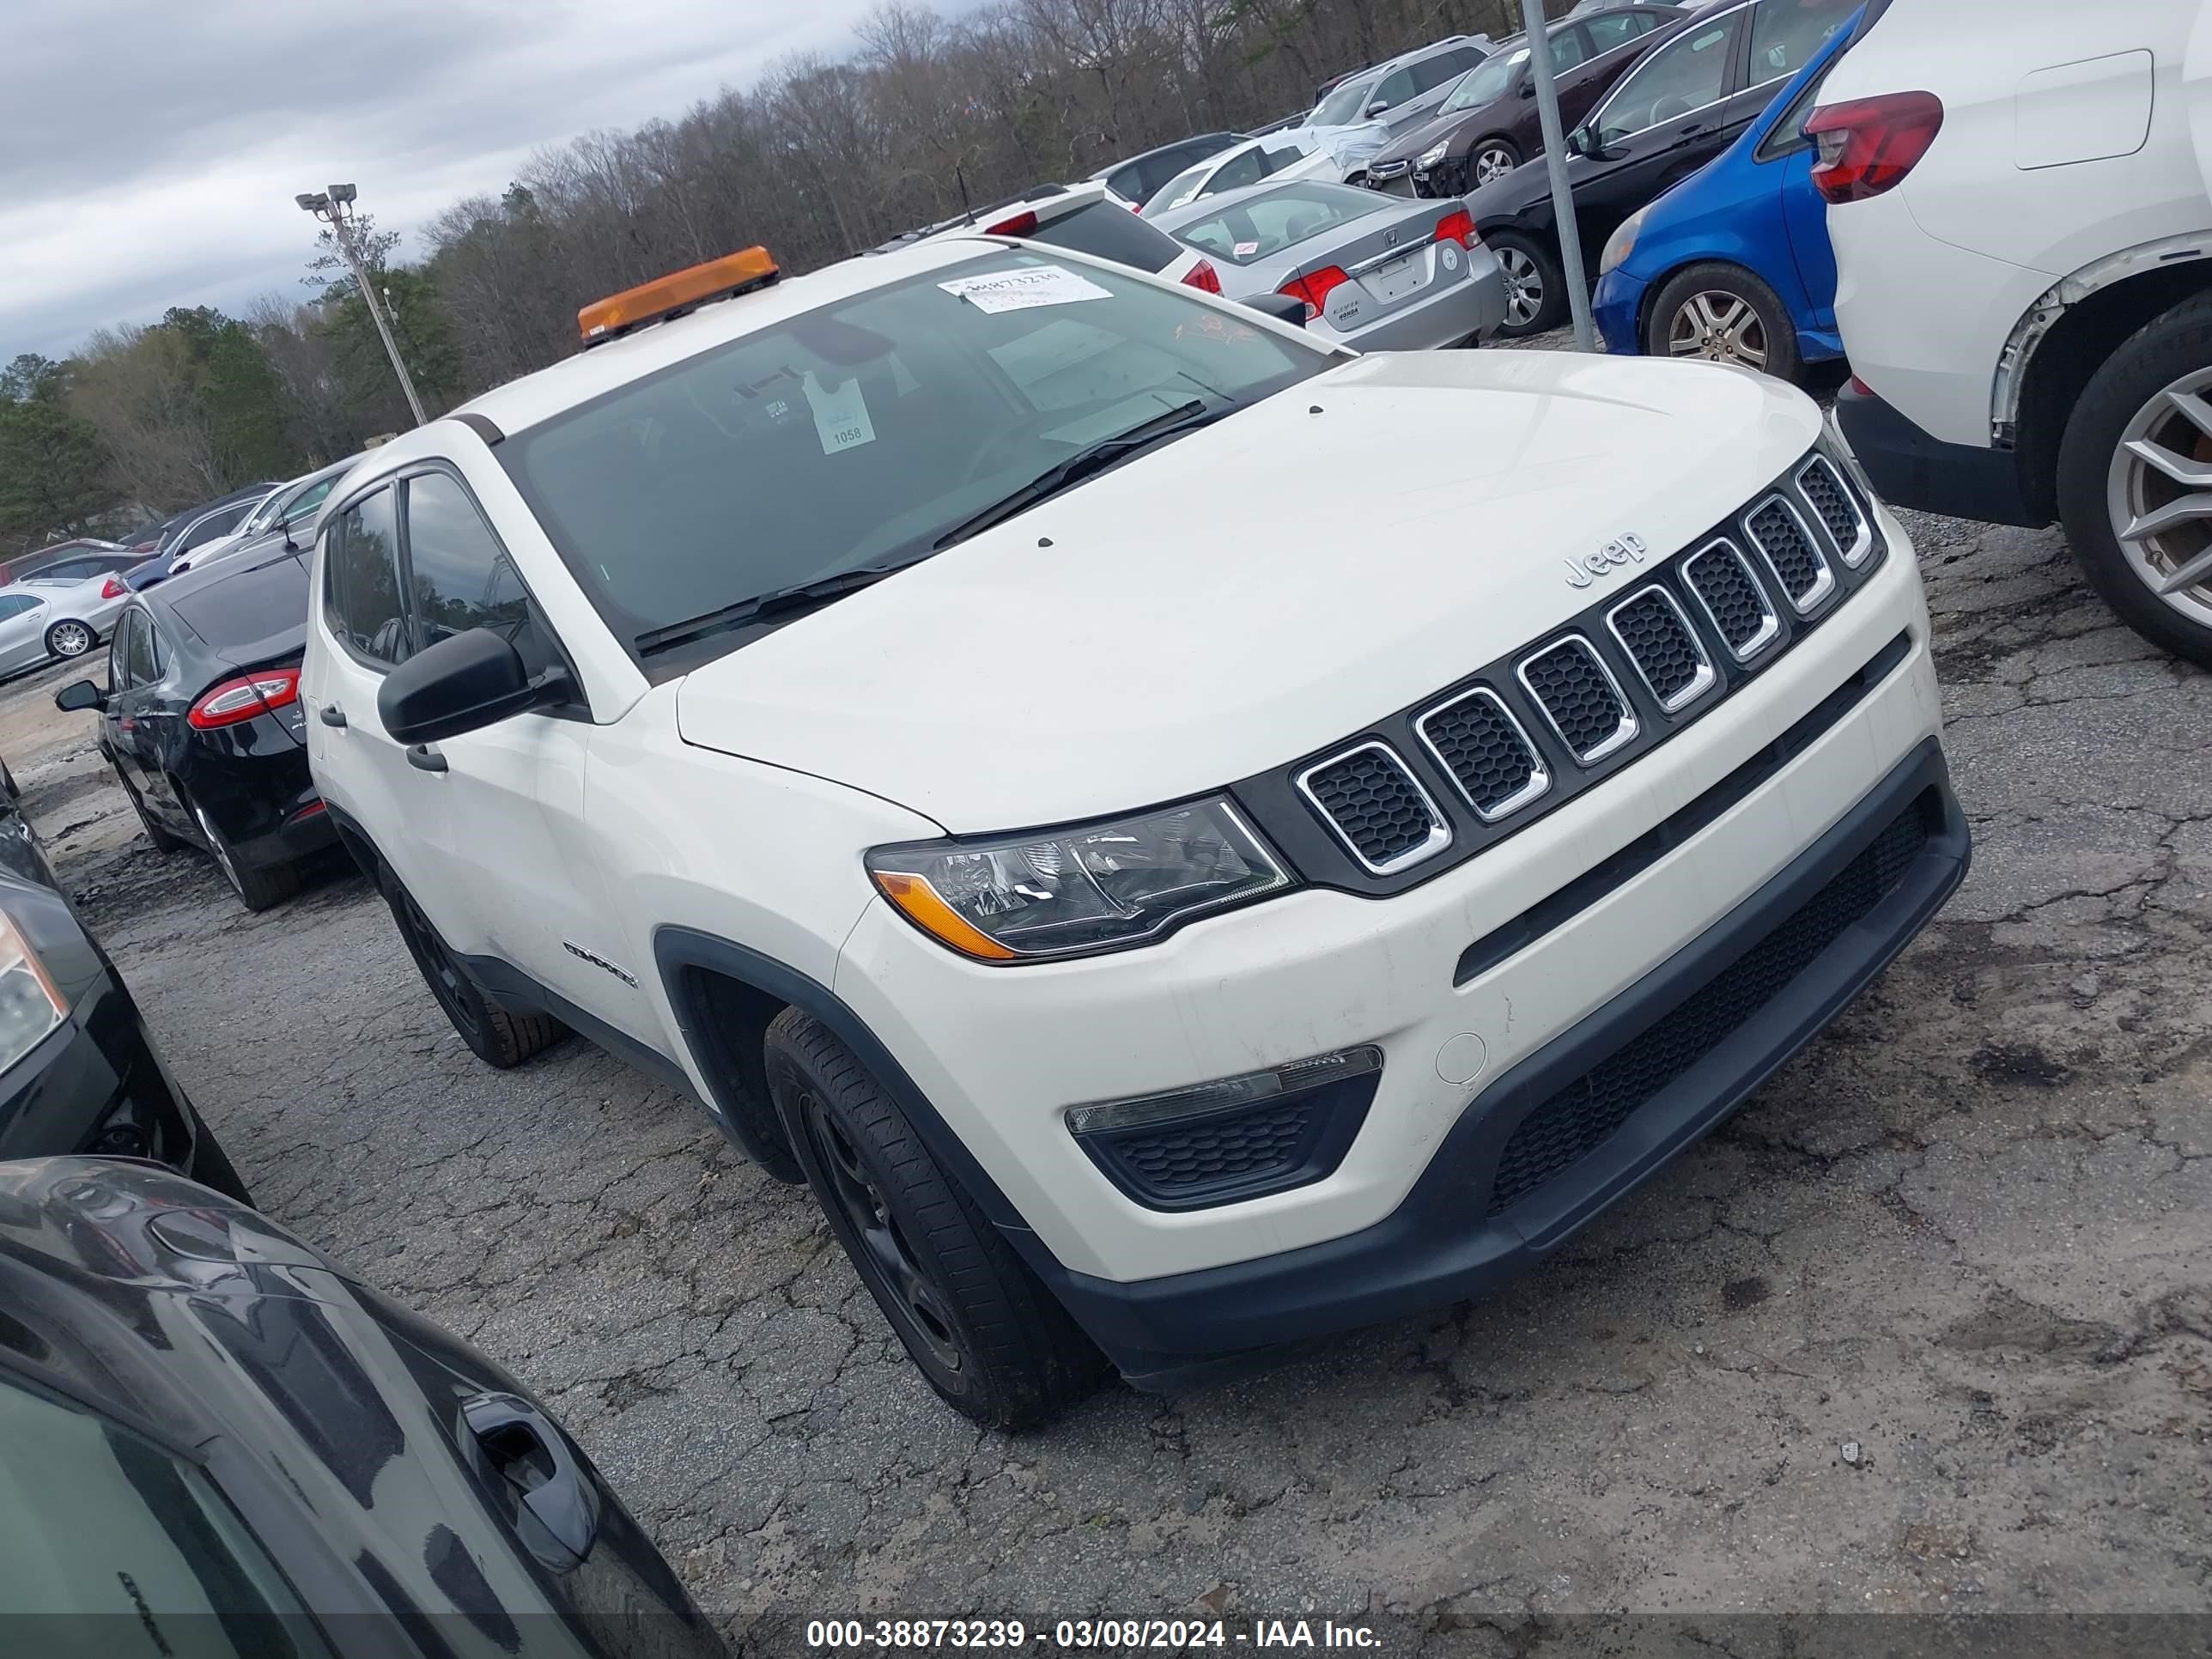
[577,246,780,346]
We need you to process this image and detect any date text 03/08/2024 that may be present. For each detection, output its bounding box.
[805,1619,1384,1649]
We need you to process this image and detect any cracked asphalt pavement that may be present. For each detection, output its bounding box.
[2,492,2206,1650]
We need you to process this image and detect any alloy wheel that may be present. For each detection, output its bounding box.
[799,1089,969,1376]
[1499,246,1543,330]
[1667,291,1767,370]
[2108,366,2212,630]
[48,623,92,659]
[1473,145,1516,186]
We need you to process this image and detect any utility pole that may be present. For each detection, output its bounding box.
[295,184,428,427]
[1518,0,1596,351]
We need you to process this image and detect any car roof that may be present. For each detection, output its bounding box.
[426,236,1021,441]
[1091,132,1243,174]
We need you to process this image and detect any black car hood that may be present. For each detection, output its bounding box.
[1371,101,1498,168]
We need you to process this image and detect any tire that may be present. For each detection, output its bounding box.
[2057,291,2212,669]
[1491,232,1565,338]
[185,1106,253,1205]
[120,769,185,853]
[764,1007,1104,1428]
[45,619,94,660]
[1644,261,1801,383]
[190,794,298,912]
[382,872,565,1068]
[1468,137,1521,188]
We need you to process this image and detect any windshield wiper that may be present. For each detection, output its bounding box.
[933,399,1228,550]
[635,562,919,656]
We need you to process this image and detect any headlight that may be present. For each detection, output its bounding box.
[867,798,1294,962]
[1418,142,1450,169]
[0,911,66,1073]
[1597,206,1647,276]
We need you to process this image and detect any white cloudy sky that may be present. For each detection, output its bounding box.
[0,0,896,361]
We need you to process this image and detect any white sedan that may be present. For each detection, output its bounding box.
[0,568,134,671]
[1137,133,1346,216]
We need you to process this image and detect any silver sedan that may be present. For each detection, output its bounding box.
[1151,179,1506,351]
[0,569,134,672]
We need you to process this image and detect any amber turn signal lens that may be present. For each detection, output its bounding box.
[870,871,1018,961]
[578,246,779,344]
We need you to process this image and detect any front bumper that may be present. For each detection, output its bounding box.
[1592,265,1648,356]
[836,514,1947,1292]
[1050,737,1966,1384]
[0,966,198,1171]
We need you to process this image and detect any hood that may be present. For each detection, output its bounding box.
[676,352,1824,833]
[1375,106,1477,167]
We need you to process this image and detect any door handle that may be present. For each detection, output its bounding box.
[460,1392,601,1565]
[407,744,447,774]
[319,703,347,728]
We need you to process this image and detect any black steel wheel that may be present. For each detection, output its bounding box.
[382,874,563,1067]
[764,1007,1103,1429]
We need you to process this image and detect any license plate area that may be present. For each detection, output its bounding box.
[1367,252,1423,303]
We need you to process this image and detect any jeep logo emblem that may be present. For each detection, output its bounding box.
[1564,534,1649,590]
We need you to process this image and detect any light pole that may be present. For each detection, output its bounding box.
[296,183,428,426]
[1518,0,1596,351]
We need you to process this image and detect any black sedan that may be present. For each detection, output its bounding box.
[0,1156,726,1657]
[1468,0,1855,337]
[57,546,335,911]
[0,769,246,1196]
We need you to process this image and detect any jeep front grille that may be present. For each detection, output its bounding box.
[1796,455,1873,567]
[1606,587,1715,712]
[1416,688,1549,821]
[1297,743,1450,873]
[1681,539,1781,663]
[1518,637,1637,764]
[1744,495,1834,614]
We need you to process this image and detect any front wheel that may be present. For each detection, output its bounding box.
[764,1007,1103,1429]
[1644,262,1800,382]
[1468,137,1520,187]
[1490,232,1565,338]
[45,620,94,660]
[2057,291,2212,669]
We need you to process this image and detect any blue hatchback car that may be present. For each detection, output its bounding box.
[1590,12,1861,383]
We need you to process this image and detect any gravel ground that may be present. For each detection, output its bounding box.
[3,428,2208,1650]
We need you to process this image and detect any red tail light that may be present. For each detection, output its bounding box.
[189,666,301,730]
[99,576,127,599]
[1433,209,1478,249]
[984,209,1039,236]
[1278,265,1351,321]
[1849,375,1875,398]
[1182,258,1223,295]
[1804,92,1943,204]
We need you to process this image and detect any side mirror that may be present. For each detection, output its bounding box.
[1365,100,1392,118]
[377,628,568,745]
[1244,292,1310,329]
[1568,126,1601,159]
[1518,80,1536,98]
[55,680,104,713]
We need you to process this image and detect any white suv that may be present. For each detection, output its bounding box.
[1814,0,2212,665]
[303,234,1967,1426]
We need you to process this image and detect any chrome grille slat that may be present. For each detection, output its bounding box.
[1606,586,1716,714]
[1795,455,1874,568]
[1296,743,1451,874]
[1742,494,1835,615]
[1415,687,1550,821]
[1680,538,1781,663]
[1517,636,1638,765]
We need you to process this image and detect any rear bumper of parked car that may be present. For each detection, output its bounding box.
[836,514,1957,1360]
[0,965,200,1173]
[1318,245,1508,350]
[1833,380,2044,528]
[185,744,337,870]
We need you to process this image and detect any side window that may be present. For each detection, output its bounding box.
[1547,28,1589,73]
[1591,17,1735,144]
[400,473,558,678]
[1754,58,1838,161]
[106,612,137,692]
[122,613,159,686]
[0,595,40,621]
[1747,0,1855,88]
[324,488,409,667]
[40,559,92,580]
[1586,12,1656,52]
[283,477,339,526]
[1409,50,1476,96]
[1210,148,1266,193]
[1370,68,1414,113]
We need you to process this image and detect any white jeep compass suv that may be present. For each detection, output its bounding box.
[303,234,1967,1427]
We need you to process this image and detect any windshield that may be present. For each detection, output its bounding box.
[1442,46,1526,112]
[501,251,1328,666]
[1311,70,1381,128]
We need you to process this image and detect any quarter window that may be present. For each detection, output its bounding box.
[1585,11,1659,52]
[106,612,136,693]
[324,488,409,666]
[400,473,556,677]
[1547,29,1589,72]
[122,613,160,685]
[1591,17,1735,146]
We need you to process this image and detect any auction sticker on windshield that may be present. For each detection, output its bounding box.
[941,265,1111,313]
[802,371,876,454]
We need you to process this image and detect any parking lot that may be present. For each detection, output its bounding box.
[3,494,2208,1642]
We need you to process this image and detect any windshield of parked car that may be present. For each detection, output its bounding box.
[501,251,1328,666]
[1167,183,1385,266]
[1441,45,1525,112]
[1143,163,1214,216]
[1310,70,1382,127]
